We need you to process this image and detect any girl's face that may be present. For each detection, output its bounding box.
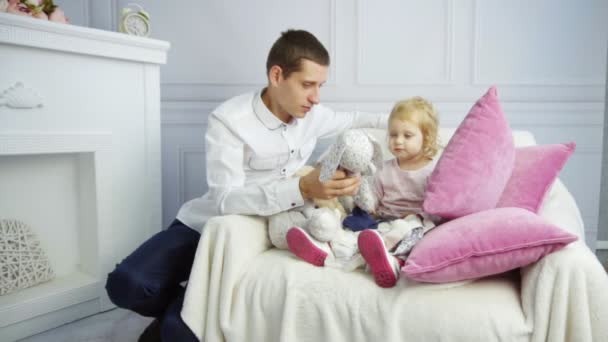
[388,118,424,164]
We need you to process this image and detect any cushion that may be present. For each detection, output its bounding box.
[423,86,515,219]
[497,143,575,213]
[401,207,578,283]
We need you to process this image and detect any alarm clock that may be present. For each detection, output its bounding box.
[119,3,151,37]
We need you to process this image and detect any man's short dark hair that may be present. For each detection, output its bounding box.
[266,29,330,79]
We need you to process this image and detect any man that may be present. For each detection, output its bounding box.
[105,29,387,341]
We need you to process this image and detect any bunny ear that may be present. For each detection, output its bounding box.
[319,140,346,182]
[365,163,377,176]
[369,134,384,172]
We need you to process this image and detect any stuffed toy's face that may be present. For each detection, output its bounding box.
[340,142,374,173]
[319,130,384,181]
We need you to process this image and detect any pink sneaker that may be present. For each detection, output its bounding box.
[286,226,327,267]
[358,230,399,288]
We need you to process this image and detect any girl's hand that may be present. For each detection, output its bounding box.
[401,211,417,218]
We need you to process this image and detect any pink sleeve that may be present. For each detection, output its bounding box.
[373,171,384,202]
[422,160,437,191]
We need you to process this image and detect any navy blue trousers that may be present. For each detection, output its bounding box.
[105,219,199,341]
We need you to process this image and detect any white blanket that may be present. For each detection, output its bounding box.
[181,180,608,341]
[522,180,608,342]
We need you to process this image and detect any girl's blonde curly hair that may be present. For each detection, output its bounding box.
[389,96,440,160]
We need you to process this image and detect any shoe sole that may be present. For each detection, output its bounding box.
[286,226,327,267]
[358,230,397,288]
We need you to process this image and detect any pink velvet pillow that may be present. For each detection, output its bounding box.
[423,86,515,219]
[401,207,578,283]
[496,143,575,213]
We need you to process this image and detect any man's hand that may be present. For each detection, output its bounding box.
[299,167,360,200]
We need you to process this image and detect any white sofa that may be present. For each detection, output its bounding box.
[180,128,608,342]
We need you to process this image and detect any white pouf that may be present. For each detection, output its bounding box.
[0,219,55,296]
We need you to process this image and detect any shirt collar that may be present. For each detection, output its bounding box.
[253,89,298,130]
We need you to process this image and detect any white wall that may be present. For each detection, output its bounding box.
[64,0,607,247]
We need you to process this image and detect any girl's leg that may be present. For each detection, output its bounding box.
[358,229,403,288]
[286,226,330,267]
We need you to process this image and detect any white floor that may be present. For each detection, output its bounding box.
[17,309,154,342]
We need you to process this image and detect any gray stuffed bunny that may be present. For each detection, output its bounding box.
[268,166,347,249]
[319,129,384,213]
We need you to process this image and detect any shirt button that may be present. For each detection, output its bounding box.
[281,168,286,174]
[290,150,294,154]
[291,203,296,207]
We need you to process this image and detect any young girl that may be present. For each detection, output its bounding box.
[357,96,441,288]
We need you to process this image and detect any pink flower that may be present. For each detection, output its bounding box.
[7,0,32,17]
[48,7,67,23]
[5,0,69,24]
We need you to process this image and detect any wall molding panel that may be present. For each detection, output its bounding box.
[355,0,454,86]
[472,0,608,86]
[178,146,206,205]
[149,0,337,87]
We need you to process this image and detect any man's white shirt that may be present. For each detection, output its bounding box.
[177,90,388,232]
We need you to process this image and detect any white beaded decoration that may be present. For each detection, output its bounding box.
[0,219,55,296]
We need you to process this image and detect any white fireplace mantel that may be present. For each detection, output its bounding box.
[0,13,169,341]
[0,12,168,64]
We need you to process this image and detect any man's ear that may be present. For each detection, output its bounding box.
[268,65,284,87]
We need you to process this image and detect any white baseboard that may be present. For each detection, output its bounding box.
[596,241,608,250]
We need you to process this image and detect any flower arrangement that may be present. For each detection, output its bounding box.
[0,0,69,24]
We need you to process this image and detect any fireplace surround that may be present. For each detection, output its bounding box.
[0,13,169,340]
